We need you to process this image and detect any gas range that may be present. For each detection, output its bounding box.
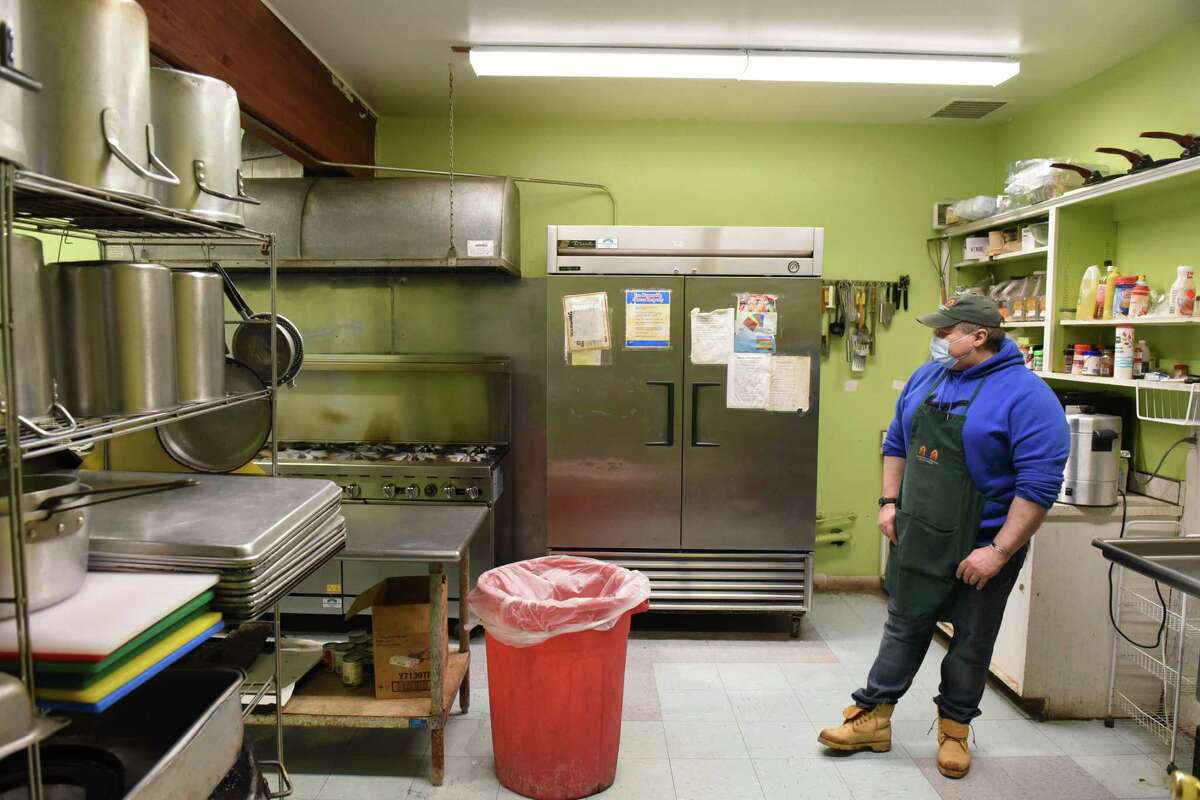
[258,441,508,504]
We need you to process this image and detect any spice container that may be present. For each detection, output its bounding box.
[1084,349,1102,376]
[341,652,365,687]
[1072,344,1091,375]
[1032,346,1044,373]
[1018,337,1033,369]
[1061,346,1075,374]
[322,642,339,672]
[1099,349,1114,378]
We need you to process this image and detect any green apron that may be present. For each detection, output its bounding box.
[885,371,988,622]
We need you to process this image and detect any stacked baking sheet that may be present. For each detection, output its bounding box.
[84,471,345,621]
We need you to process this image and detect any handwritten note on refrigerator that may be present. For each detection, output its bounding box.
[767,356,811,413]
[726,353,772,409]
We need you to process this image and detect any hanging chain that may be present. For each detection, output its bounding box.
[446,62,457,261]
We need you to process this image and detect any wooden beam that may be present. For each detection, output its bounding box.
[139,0,375,173]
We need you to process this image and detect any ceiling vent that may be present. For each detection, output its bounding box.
[931,100,1007,120]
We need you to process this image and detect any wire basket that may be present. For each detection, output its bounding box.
[1136,383,1200,427]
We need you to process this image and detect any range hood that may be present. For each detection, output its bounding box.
[155,176,521,275]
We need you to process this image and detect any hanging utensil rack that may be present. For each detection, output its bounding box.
[0,164,293,798]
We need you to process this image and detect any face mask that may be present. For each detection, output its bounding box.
[929,333,969,368]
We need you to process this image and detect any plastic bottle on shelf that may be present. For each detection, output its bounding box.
[1075,265,1100,321]
[1098,261,1118,319]
[1127,276,1150,318]
[1032,346,1043,373]
[1169,265,1195,316]
[1017,337,1033,369]
[1114,325,1134,381]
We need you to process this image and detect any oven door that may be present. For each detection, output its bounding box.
[337,501,493,617]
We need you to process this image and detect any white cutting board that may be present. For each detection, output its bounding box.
[0,572,219,660]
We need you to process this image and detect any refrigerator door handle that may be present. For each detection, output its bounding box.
[690,382,721,447]
[644,381,675,446]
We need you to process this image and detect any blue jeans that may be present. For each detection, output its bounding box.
[852,551,1025,723]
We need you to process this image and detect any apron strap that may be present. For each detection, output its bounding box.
[921,371,990,412]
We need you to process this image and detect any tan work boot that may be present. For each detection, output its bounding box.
[936,714,971,778]
[817,704,893,753]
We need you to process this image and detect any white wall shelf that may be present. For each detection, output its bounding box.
[1002,321,1045,329]
[1060,317,1200,327]
[953,246,1048,270]
[1041,373,1195,392]
[941,155,1200,237]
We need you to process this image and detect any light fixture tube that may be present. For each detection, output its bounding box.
[742,50,1019,86]
[468,46,747,79]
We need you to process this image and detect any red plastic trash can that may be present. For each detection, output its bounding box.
[467,556,651,800]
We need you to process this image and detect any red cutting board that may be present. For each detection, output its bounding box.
[0,572,219,661]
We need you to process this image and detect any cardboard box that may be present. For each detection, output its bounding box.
[345,575,449,700]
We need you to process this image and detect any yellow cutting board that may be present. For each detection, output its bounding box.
[36,612,221,703]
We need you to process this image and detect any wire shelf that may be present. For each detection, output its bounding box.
[12,170,272,245]
[1116,638,1195,692]
[1136,382,1200,426]
[1122,587,1200,637]
[1,389,272,459]
[1114,690,1189,748]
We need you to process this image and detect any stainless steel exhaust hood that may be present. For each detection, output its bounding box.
[132,176,521,276]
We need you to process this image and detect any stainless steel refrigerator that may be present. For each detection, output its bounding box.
[546,225,823,629]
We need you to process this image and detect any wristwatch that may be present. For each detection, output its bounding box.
[878,497,899,507]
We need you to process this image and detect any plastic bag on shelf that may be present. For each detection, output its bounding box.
[1004,158,1087,207]
[946,195,1000,223]
[467,555,651,648]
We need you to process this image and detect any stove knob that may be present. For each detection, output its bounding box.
[442,485,457,498]
[464,486,482,500]
[381,483,396,499]
[404,484,420,500]
[342,483,361,499]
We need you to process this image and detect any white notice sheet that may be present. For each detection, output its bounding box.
[563,292,611,352]
[767,356,811,412]
[690,308,734,364]
[726,353,772,409]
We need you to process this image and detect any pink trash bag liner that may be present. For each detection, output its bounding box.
[467,555,651,647]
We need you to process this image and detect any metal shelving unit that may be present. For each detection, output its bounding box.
[0,164,291,797]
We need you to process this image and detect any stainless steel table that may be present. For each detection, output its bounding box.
[1094,536,1200,777]
[248,504,489,787]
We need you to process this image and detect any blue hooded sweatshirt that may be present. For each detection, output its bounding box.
[883,337,1069,543]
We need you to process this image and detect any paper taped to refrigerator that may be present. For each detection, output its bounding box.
[690,308,734,364]
[563,292,611,352]
[734,293,778,354]
[570,349,603,366]
[767,356,811,413]
[727,353,772,409]
[727,354,811,411]
[624,289,671,349]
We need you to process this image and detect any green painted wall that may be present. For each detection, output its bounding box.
[378,116,996,575]
[997,23,1200,481]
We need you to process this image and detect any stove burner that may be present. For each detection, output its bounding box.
[271,442,501,465]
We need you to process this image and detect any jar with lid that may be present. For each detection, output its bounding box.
[1174,363,1190,380]
[1099,349,1114,377]
[1084,349,1102,376]
[1128,278,1150,317]
[1073,344,1091,375]
[1062,346,1075,374]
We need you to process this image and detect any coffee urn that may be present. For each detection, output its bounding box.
[1058,405,1122,507]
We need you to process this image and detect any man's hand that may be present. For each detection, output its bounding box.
[878,504,897,545]
[956,546,1008,590]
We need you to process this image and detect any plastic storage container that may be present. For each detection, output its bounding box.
[469,556,651,800]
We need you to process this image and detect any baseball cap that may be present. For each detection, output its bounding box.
[917,294,1002,328]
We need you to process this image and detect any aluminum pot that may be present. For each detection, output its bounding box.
[171,269,226,403]
[150,68,259,224]
[22,0,179,201]
[3,235,76,435]
[0,0,40,167]
[0,473,89,620]
[51,261,178,417]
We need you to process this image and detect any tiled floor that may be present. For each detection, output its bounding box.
[250,590,1176,799]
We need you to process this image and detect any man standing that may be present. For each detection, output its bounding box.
[817,295,1069,779]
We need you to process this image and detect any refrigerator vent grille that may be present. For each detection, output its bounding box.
[551,550,810,613]
[931,100,1007,119]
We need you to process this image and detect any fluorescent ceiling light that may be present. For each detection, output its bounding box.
[468,46,1019,87]
[468,47,747,79]
[744,51,1018,86]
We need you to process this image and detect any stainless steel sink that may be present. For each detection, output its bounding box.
[0,668,243,800]
[1093,537,1200,598]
